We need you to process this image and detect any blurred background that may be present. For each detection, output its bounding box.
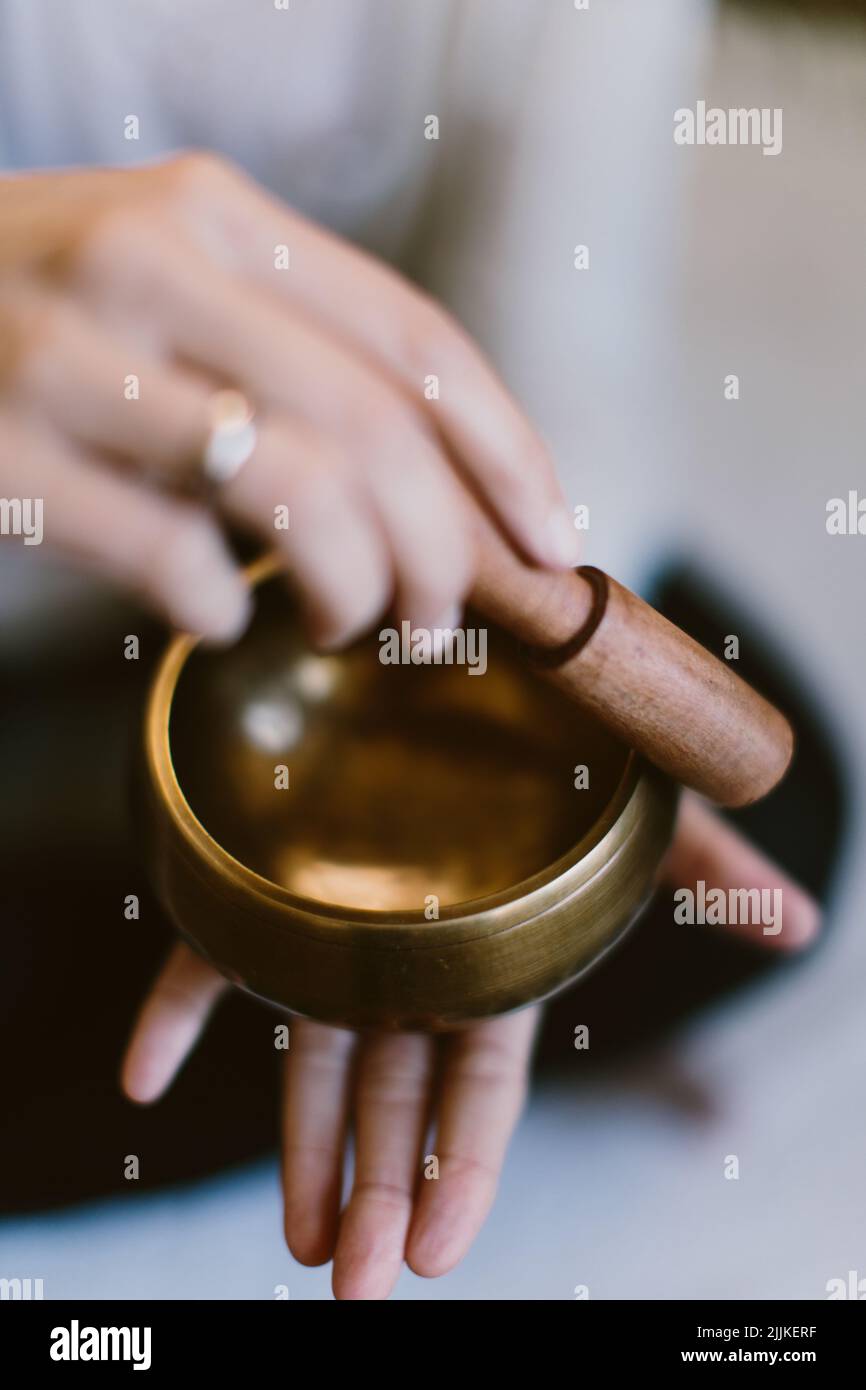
[1,0,864,1297]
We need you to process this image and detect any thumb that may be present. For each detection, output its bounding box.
[121,942,229,1104]
[661,791,821,952]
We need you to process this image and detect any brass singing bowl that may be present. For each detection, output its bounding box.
[140,557,678,1031]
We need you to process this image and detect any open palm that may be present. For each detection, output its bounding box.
[122,793,818,1299]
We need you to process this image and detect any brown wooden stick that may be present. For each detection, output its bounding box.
[469,517,793,808]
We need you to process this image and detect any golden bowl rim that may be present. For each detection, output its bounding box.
[144,553,644,937]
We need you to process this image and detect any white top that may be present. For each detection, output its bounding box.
[0,0,454,253]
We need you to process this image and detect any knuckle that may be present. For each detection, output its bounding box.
[68,201,167,281]
[153,977,200,1016]
[163,149,236,203]
[68,152,235,275]
[394,291,458,379]
[287,1041,352,1074]
[438,1152,499,1189]
[342,383,413,457]
[479,454,527,502]
[356,1071,426,1109]
[351,1179,412,1212]
[449,1034,529,1087]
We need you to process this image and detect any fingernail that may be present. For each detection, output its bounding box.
[431,603,462,660]
[433,602,462,634]
[542,506,581,568]
[183,582,252,645]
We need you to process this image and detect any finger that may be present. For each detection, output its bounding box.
[74,222,526,621]
[168,271,476,628]
[662,792,821,951]
[161,236,475,628]
[220,415,393,649]
[20,284,457,644]
[4,285,397,647]
[332,1032,436,1301]
[349,424,475,632]
[4,280,210,475]
[407,1008,538,1279]
[282,1020,357,1268]
[186,162,579,568]
[121,943,228,1104]
[7,416,250,640]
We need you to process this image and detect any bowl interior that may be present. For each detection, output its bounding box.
[168,575,630,915]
